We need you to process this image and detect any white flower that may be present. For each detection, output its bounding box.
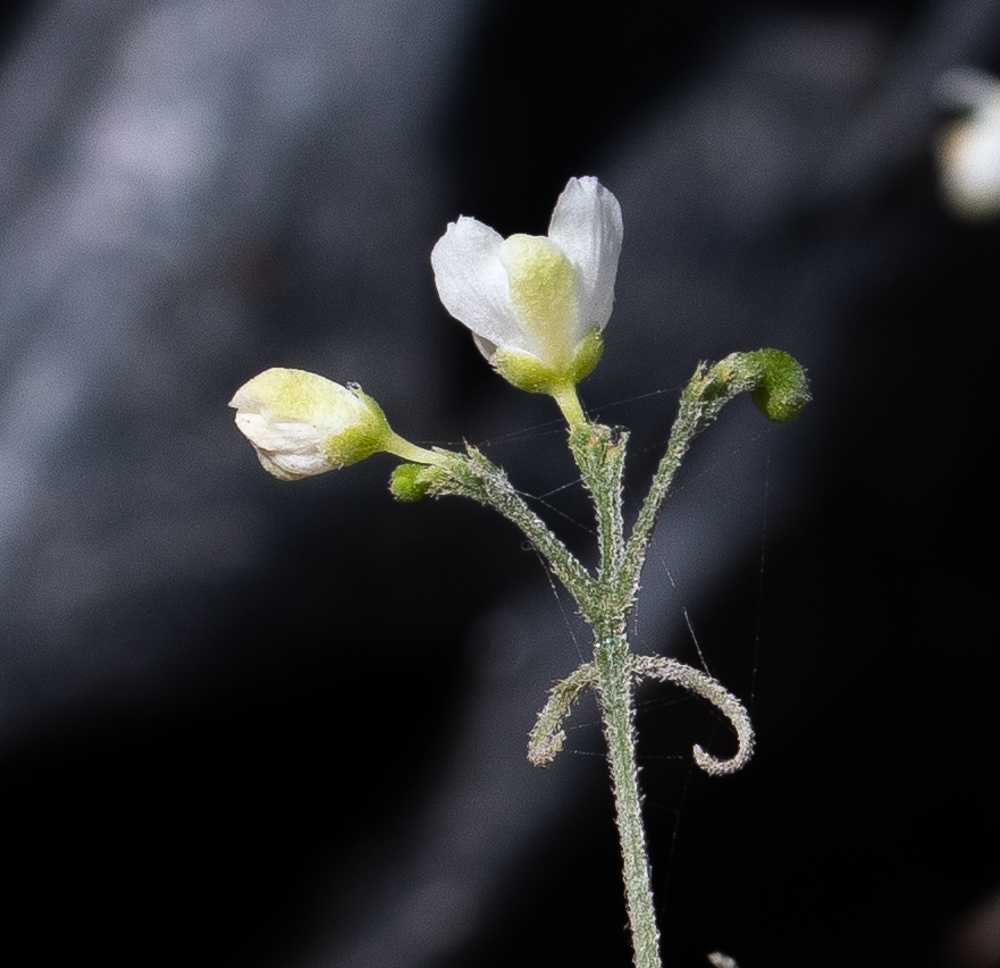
[229,368,391,480]
[431,176,623,394]
[937,69,1000,220]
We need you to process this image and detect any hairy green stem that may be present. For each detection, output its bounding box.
[419,447,599,612]
[569,425,626,579]
[400,351,807,968]
[620,365,715,604]
[528,661,599,766]
[569,423,661,967]
[596,634,660,968]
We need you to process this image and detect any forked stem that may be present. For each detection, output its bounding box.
[400,350,808,968]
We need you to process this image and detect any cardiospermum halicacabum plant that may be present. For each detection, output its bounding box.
[230,176,809,968]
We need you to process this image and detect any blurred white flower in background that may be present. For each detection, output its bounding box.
[937,68,1000,220]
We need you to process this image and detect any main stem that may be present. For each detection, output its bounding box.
[596,634,661,968]
[444,360,786,968]
[569,425,662,968]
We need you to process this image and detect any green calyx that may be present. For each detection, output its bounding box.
[492,326,604,395]
[322,424,386,467]
[322,389,392,467]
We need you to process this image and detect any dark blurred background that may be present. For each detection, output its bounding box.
[1,1,998,966]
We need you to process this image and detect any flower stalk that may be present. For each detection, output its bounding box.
[597,634,661,968]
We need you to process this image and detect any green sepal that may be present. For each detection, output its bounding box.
[321,389,392,467]
[390,463,432,502]
[569,327,605,384]
[322,424,386,467]
[492,327,604,395]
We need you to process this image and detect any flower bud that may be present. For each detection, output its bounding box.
[230,368,391,480]
[744,349,810,423]
[704,350,810,424]
[389,463,432,502]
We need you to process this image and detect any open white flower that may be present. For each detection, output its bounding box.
[230,368,392,480]
[431,176,623,407]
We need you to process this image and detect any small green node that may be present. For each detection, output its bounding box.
[390,463,431,502]
[747,349,810,423]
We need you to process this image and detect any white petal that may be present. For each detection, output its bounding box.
[547,176,623,333]
[262,451,331,478]
[430,217,522,348]
[234,411,325,457]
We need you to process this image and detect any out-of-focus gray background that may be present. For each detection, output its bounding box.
[1,1,998,966]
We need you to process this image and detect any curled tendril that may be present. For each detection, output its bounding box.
[528,662,599,766]
[528,654,753,776]
[629,655,754,776]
